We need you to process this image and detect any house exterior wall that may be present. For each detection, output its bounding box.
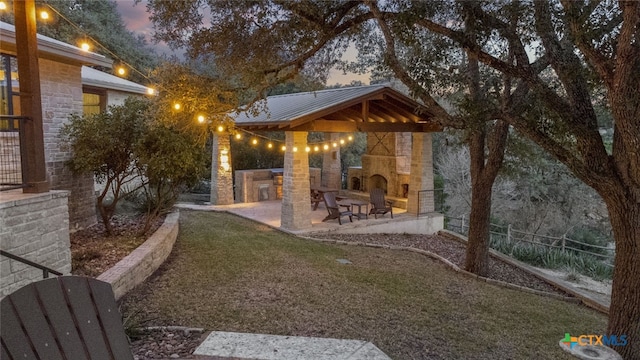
[0,190,71,299]
[106,89,135,107]
[40,58,97,229]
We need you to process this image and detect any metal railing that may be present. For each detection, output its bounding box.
[0,115,27,191]
[416,188,445,216]
[0,250,63,279]
[444,215,615,267]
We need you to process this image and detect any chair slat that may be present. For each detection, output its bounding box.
[88,280,134,360]
[34,278,90,360]
[8,285,64,360]
[0,298,38,359]
[2,276,133,360]
[59,277,113,360]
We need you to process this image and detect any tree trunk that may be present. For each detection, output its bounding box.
[603,193,640,359]
[464,170,494,276]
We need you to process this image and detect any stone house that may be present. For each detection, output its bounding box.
[0,21,149,297]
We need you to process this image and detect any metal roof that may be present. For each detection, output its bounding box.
[0,21,112,68]
[233,84,442,133]
[82,66,148,95]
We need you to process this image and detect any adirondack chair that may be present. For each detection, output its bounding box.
[1,276,133,360]
[369,188,394,219]
[322,191,353,225]
[310,189,323,210]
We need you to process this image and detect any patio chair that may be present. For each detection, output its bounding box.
[310,189,323,210]
[1,276,134,360]
[322,191,353,225]
[369,188,393,219]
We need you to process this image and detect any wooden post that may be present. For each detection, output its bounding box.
[14,0,49,193]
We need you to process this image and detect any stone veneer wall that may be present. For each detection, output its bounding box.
[235,168,321,203]
[40,58,97,229]
[0,190,71,298]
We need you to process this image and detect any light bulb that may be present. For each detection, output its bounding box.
[40,10,49,20]
[197,115,205,123]
[173,103,181,110]
[146,88,155,95]
[80,42,90,51]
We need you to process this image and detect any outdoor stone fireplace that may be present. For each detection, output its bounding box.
[347,132,412,199]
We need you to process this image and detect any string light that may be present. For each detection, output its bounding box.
[267,143,273,149]
[217,125,225,132]
[235,133,242,140]
[146,87,155,95]
[173,103,181,110]
[40,10,50,20]
[197,115,205,123]
[251,138,258,145]
[80,42,91,52]
[281,145,286,151]
[116,66,126,76]
[0,2,7,11]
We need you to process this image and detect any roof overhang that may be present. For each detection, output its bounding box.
[0,21,112,68]
[233,85,443,133]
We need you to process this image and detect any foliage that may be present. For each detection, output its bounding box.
[136,122,209,233]
[60,97,150,235]
[489,235,613,281]
[32,0,158,83]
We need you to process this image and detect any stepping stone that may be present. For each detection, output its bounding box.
[194,331,391,360]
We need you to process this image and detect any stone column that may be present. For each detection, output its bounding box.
[407,133,434,215]
[281,131,312,230]
[322,133,342,189]
[210,133,234,205]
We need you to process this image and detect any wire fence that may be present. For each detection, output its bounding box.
[444,215,615,268]
[0,115,27,191]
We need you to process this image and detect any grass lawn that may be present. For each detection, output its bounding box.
[120,210,608,359]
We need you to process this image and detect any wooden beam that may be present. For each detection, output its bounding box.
[14,0,49,193]
[289,120,442,132]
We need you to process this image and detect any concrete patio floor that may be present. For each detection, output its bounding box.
[175,199,421,235]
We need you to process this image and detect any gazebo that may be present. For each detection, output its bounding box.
[210,84,443,231]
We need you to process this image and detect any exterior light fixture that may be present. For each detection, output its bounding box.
[220,149,230,171]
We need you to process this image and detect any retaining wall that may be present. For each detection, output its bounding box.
[97,211,179,300]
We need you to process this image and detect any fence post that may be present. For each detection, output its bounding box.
[461,215,465,233]
[507,224,511,244]
[562,235,566,253]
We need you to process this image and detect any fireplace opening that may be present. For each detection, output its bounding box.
[369,174,388,194]
[402,184,409,198]
[351,177,361,191]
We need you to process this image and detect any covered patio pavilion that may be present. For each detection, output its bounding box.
[209,84,443,233]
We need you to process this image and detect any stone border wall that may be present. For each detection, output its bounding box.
[97,211,179,300]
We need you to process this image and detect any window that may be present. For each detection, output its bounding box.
[1,54,20,131]
[82,92,103,115]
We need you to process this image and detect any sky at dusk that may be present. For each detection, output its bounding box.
[113,0,368,86]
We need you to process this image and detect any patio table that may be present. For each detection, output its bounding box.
[337,199,369,220]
